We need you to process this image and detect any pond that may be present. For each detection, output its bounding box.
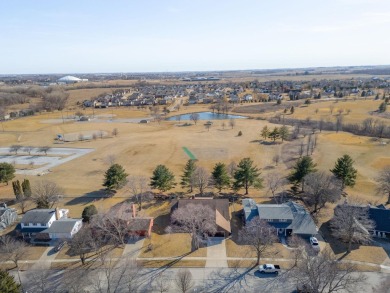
[166,111,247,121]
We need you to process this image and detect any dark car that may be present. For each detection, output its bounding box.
[54,241,67,252]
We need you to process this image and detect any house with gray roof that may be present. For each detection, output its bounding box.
[337,203,390,239]
[19,208,82,242]
[242,199,317,237]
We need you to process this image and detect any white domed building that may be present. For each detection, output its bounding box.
[58,75,88,84]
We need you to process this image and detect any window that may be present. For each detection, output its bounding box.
[279,219,287,222]
[33,223,38,226]
[41,223,45,226]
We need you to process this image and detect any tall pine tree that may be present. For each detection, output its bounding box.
[331,154,357,190]
[288,156,317,192]
[211,162,230,192]
[233,158,262,195]
[180,159,196,192]
[150,165,176,193]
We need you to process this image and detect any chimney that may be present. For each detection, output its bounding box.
[132,203,136,218]
[55,207,60,220]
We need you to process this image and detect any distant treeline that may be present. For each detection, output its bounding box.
[269,116,390,139]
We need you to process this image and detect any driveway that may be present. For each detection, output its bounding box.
[206,237,228,268]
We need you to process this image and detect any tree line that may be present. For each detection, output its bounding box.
[269,116,390,139]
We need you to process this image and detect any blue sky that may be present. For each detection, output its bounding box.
[1,0,390,74]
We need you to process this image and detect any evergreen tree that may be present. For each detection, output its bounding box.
[330,154,357,190]
[279,125,289,142]
[82,205,98,222]
[288,156,317,192]
[181,159,196,192]
[0,163,15,185]
[269,127,280,142]
[233,158,263,195]
[261,126,269,140]
[150,164,176,193]
[103,164,128,191]
[0,270,21,293]
[21,179,32,198]
[211,162,230,192]
[290,106,295,114]
[12,180,23,201]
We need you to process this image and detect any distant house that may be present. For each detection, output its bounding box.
[171,198,231,237]
[337,204,390,239]
[0,203,17,231]
[19,208,82,242]
[109,203,153,238]
[242,199,317,238]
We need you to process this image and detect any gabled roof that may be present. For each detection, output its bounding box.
[127,218,153,231]
[21,209,55,224]
[257,204,294,220]
[243,199,317,235]
[177,198,230,221]
[42,219,81,234]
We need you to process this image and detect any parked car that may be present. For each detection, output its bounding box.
[258,264,281,274]
[54,241,67,252]
[309,237,320,250]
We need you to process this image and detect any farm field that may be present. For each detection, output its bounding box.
[0,100,388,221]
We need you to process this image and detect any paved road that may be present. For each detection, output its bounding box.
[13,266,385,293]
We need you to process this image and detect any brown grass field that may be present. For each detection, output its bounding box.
[0,100,388,219]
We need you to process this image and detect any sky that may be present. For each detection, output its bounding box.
[1,0,390,74]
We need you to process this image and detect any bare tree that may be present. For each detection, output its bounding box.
[265,173,287,204]
[153,272,171,293]
[9,145,22,155]
[272,153,280,166]
[190,113,200,125]
[127,175,152,210]
[288,247,367,293]
[238,217,277,265]
[69,225,97,265]
[330,202,375,252]
[376,167,390,204]
[227,161,237,178]
[191,166,211,196]
[112,128,118,137]
[221,121,226,130]
[38,146,51,156]
[91,207,134,247]
[60,267,92,293]
[174,269,194,293]
[32,180,63,209]
[229,118,236,129]
[25,264,54,293]
[335,114,343,132]
[23,146,34,155]
[104,154,117,166]
[0,235,29,268]
[299,141,305,158]
[170,203,217,250]
[303,172,342,216]
[92,253,140,293]
[78,133,85,141]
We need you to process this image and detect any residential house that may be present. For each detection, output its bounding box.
[337,203,390,239]
[0,203,17,231]
[171,198,231,237]
[109,203,153,237]
[19,208,82,242]
[242,199,317,238]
